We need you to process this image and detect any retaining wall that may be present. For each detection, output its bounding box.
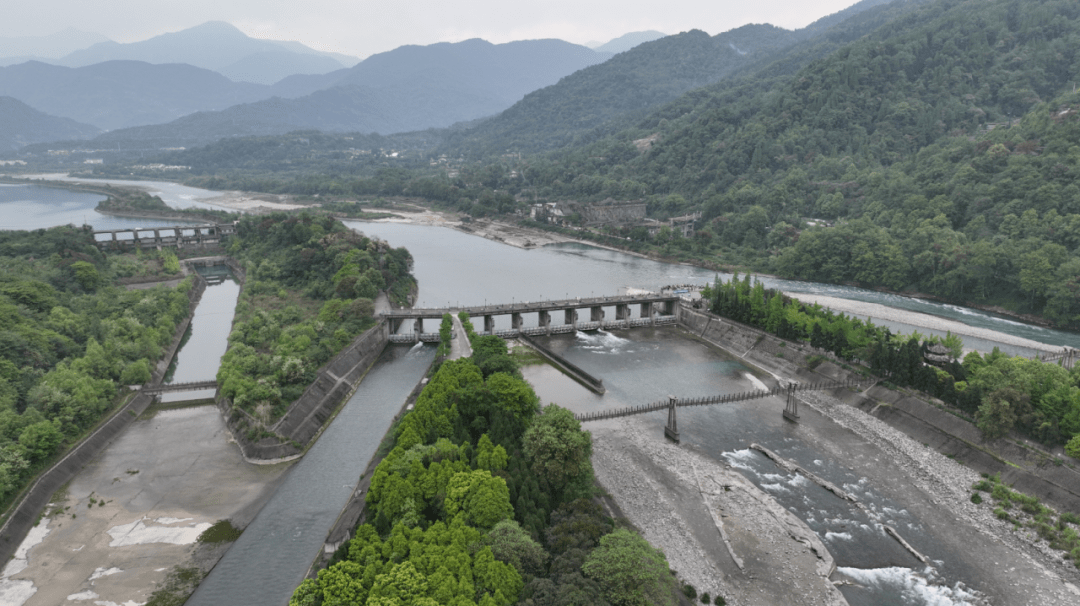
[519,334,605,394]
[677,303,1080,515]
[220,321,391,460]
[0,275,206,565]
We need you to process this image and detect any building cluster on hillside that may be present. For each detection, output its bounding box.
[530,199,701,238]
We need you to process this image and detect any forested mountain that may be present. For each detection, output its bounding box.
[57,21,349,85]
[146,0,1080,326]
[516,0,1080,324]
[0,61,273,130]
[0,97,99,151]
[86,39,611,149]
[439,0,912,157]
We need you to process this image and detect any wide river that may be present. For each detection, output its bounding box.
[8,183,1080,606]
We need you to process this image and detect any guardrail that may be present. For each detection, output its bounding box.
[575,378,874,422]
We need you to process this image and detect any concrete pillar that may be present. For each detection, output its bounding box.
[641,302,652,318]
[484,315,495,334]
[564,308,577,327]
[590,306,604,322]
[661,300,674,316]
[414,318,423,334]
[616,304,630,320]
[512,313,523,330]
[539,310,551,335]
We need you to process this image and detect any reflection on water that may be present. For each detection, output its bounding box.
[160,267,240,404]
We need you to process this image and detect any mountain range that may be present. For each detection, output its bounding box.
[55,21,352,85]
[86,38,611,149]
[0,28,110,66]
[0,97,99,151]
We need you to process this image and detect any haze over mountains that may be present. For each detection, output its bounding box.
[0,4,899,154]
[57,22,353,85]
[0,97,99,151]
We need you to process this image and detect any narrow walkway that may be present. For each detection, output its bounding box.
[450,314,473,360]
[374,291,391,316]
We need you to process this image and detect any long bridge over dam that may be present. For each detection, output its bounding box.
[381,293,683,343]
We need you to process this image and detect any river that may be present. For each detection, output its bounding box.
[7,184,1080,605]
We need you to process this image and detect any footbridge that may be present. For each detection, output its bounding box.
[383,293,681,343]
[576,378,875,441]
[140,380,218,395]
[93,224,236,250]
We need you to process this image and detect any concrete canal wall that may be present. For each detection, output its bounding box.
[0,274,208,566]
[220,320,391,461]
[678,304,1080,515]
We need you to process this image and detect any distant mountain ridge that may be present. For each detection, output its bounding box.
[57,21,351,85]
[0,61,278,131]
[591,31,667,54]
[0,97,99,151]
[0,28,110,60]
[88,38,612,148]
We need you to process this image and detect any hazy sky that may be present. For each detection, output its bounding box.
[7,0,861,59]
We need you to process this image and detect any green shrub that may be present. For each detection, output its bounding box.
[715,597,727,606]
[197,520,242,543]
[683,584,697,599]
[700,593,711,603]
[971,493,983,504]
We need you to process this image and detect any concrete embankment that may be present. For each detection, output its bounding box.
[677,305,1080,516]
[206,254,390,461]
[220,320,392,461]
[519,334,605,394]
[0,275,207,566]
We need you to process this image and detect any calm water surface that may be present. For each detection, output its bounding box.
[0,183,205,231]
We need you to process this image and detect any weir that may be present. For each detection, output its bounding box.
[92,223,237,250]
[382,293,683,341]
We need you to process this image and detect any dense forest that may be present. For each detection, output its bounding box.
[290,322,688,606]
[0,227,193,507]
[217,214,414,437]
[112,0,1080,328]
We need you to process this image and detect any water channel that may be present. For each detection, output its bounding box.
[7,184,1080,605]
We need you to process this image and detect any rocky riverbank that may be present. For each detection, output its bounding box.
[590,414,849,606]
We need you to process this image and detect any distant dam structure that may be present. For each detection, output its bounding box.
[92,223,236,249]
[381,293,683,343]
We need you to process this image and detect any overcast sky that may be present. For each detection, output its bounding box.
[6,0,862,59]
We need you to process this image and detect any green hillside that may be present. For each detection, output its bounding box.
[442,0,911,158]
[521,0,1080,325]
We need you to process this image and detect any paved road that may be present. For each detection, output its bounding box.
[450,314,473,360]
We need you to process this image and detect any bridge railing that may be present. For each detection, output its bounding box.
[141,380,219,395]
